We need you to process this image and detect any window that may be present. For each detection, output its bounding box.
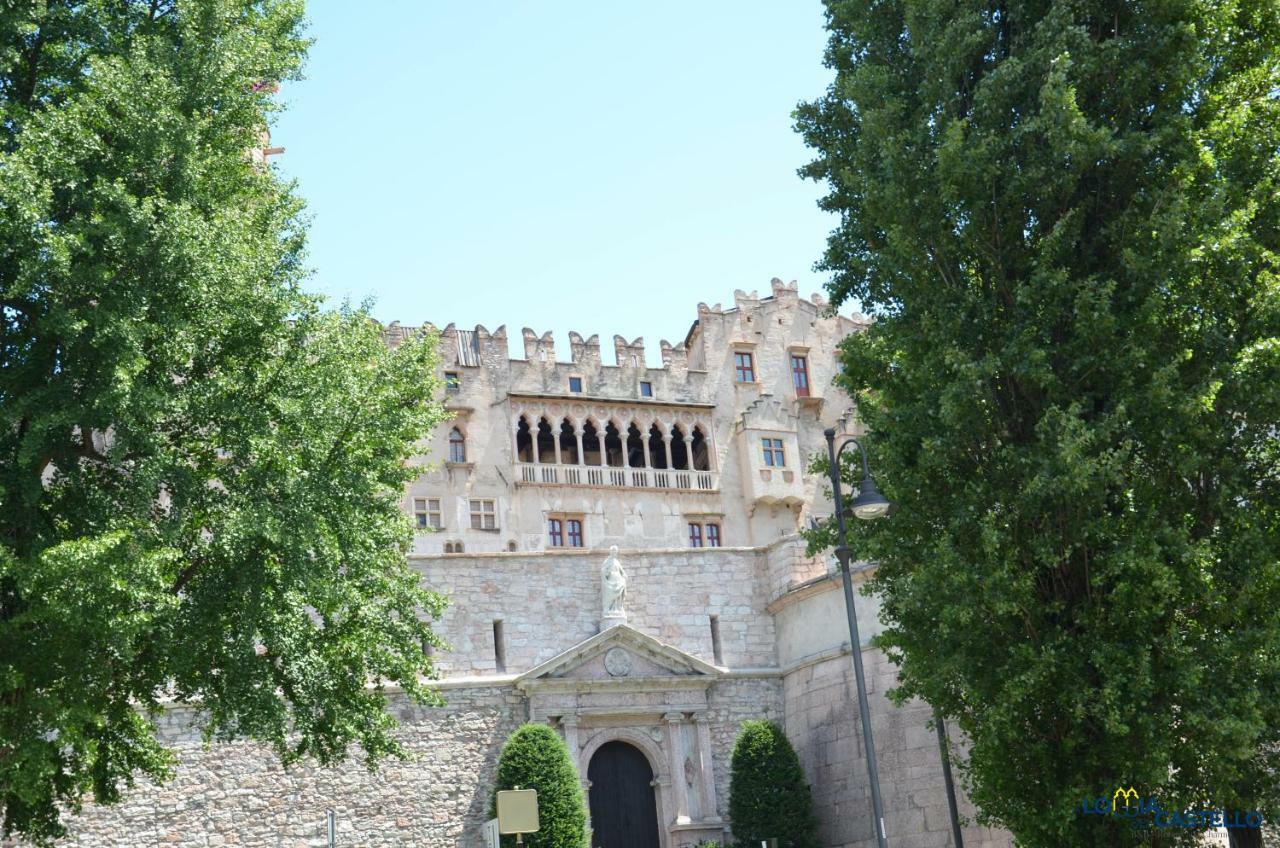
[687,520,722,548]
[762,438,785,467]
[639,381,653,397]
[686,517,716,550]
[548,515,585,548]
[569,376,583,393]
[734,351,755,382]
[444,372,460,393]
[444,541,464,553]
[790,355,810,397]
[448,428,467,463]
[470,499,497,530]
[413,497,442,530]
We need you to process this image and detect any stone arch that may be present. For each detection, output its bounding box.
[647,421,668,469]
[580,727,670,848]
[690,425,711,471]
[514,415,533,463]
[535,416,556,464]
[669,423,689,470]
[580,726,668,783]
[557,417,579,464]
[581,418,603,466]
[603,419,625,468]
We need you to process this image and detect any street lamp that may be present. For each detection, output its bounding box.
[823,429,965,848]
[824,428,892,848]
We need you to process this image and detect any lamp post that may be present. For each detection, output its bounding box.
[823,429,965,848]
[824,428,892,848]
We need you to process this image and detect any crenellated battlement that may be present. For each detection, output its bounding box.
[381,279,867,379]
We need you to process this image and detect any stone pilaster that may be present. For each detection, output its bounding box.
[664,712,691,824]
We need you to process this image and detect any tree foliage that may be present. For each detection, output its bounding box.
[0,2,448,842]
[728,720,818,848]
[490,723,588,848]
[797,0,1280,845]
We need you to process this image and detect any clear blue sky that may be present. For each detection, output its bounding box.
[273,2,838,364]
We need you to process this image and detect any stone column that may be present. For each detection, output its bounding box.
[662,435,673,470]
[561,714,581,773]
[664,712,691,824]
[693,713,721,821]
[575,427,585,466]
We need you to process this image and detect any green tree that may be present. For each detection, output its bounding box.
[0,2,448,843]
[797,0,1280,845]
[728,720,818,848]
[490,724,588,848]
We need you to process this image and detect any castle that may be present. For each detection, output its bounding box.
[52,280,1012,848]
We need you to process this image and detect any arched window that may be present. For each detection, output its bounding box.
[647,424,667,469]
[670,424,689,470]
[536,417,556,464]
[626,422,645,468]
[559,419,579,464]
[691,426,710,471]
[448,428,466,463]
[604,422,624,468]
[515,416,533,463]
[582,420,602,466]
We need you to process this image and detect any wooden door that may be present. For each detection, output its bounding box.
[588,741,661,848]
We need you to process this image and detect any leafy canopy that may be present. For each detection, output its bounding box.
[798,0,1280,845]
[728,720,818,848]
[490,724,588,848]
[0,1,447,842]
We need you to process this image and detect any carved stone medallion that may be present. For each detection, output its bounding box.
[604,648,632,677]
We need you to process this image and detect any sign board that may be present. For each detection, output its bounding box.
[496,788,540,835]
[482,817,500,848]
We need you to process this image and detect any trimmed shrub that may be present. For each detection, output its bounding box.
[728,720,818,848]
[490,723,588,848]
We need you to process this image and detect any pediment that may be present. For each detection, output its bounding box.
[516,623,720,687]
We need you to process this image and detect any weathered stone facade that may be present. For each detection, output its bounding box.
[46,281,1012,848]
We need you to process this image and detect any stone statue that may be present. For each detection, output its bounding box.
[600,545,627,626]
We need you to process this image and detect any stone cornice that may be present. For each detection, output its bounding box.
[506,391,715,409]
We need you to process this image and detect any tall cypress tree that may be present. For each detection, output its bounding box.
[798,0,1280,846]
[728,721,818,848]
[491,724,588,848]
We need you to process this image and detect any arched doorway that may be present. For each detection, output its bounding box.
[588,741,661,848]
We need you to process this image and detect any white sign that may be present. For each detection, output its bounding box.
[482,817,500,848]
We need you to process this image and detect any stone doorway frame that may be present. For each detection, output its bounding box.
[582,729,669,848]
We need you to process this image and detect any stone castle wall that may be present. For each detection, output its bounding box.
[416,544,777,677]
[51,687,527,848]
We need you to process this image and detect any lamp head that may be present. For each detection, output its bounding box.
[849,475,891,520]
